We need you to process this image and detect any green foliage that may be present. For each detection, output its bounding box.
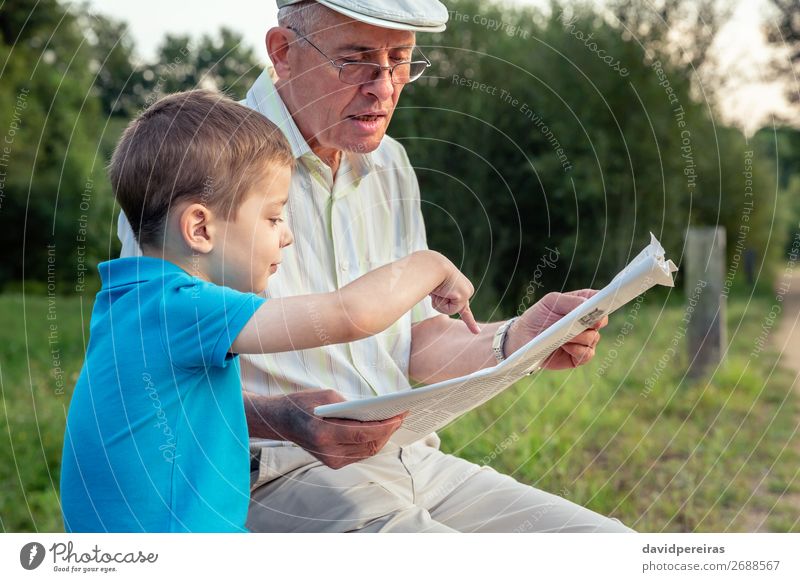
[0,294,89,532]
[140,28,262,101]
[0,1,265,293]
[0,0,117,293]
[390,0,787,318]
[753,127,800,254]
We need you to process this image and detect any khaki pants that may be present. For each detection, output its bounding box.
[247,435,634,533]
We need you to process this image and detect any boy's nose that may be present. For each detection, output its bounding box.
[281,225,294,248]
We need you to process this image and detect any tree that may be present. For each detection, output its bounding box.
[0,0,117,290]
[766,0,800,114]
[389,0,779,317]
[80,8,143,118]
[140,28,263,100]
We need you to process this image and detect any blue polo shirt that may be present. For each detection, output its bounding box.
[60,257,265,532]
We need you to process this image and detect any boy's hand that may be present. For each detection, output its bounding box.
[429,260,481,335]
[278,390,406,470]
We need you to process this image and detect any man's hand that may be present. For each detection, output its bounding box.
[276,390,406,470]
[504,289,608,369]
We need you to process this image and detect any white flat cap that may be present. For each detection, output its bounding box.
[276,0,449,33]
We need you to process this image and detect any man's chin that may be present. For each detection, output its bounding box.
[341,133,385,155]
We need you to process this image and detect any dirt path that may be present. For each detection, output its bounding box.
[773,272,800,376]
[770,271,800,530]
[739,272,800,532]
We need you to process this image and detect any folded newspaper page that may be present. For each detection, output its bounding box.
[315,233,678,446]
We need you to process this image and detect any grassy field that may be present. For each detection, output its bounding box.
[1,289,798,532]
[441,289,800,532]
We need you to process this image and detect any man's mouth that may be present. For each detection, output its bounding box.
[347,110,388,122]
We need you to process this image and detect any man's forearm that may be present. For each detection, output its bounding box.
[409,315,505,384]
[243,391,292,441]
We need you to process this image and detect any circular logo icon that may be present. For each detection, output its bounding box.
[20,542,46,570]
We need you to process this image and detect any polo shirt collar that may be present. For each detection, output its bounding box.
[98,257,187,288]
[245,68,386,179]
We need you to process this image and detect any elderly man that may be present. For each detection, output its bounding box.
[119,0,632,533]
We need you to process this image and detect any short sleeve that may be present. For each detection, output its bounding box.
[159,277,266,370]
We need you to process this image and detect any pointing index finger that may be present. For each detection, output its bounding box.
[459,304,481,334]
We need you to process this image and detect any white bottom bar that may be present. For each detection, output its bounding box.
[2,533,799,581]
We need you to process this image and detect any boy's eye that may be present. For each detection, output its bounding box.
[269,218,283,225]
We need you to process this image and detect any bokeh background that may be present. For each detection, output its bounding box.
[1,0,798,532]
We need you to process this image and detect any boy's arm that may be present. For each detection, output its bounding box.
[231,250,479,354]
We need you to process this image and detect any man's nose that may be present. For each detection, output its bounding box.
[361,67,394,101]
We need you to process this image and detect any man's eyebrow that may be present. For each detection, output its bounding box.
[333,43,415,54]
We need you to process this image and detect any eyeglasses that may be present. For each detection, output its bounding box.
[287,27,431,85]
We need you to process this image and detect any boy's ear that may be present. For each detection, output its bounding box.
[267,27,292,80]
[179,203,215,254]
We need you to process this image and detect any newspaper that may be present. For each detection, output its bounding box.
[315,233,678,446]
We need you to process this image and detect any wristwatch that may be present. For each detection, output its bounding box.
[492,316,519,364]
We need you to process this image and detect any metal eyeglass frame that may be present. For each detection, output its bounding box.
[286,26,431,85]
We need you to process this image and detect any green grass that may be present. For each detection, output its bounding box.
[1,289,798,532]
[440,290,800,532]
[0,293,91,532]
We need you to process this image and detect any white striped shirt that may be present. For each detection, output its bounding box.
[118,70,437,446]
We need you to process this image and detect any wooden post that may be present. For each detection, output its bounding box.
[685,226,727,378]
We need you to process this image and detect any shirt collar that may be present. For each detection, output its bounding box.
[98,257,189,288]
[244,68,386,179]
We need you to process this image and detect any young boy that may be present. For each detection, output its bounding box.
[60,90,479,533]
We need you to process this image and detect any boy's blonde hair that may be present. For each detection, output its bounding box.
[110,90,294,248]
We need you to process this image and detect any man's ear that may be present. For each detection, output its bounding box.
[179,203,215,254]
[267,27,293,80]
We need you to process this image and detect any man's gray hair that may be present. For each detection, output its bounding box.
[277,1,332,36]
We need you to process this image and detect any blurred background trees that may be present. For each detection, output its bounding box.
[393,0,793,315]
[0,0,261,293]
[0,0,797,318]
